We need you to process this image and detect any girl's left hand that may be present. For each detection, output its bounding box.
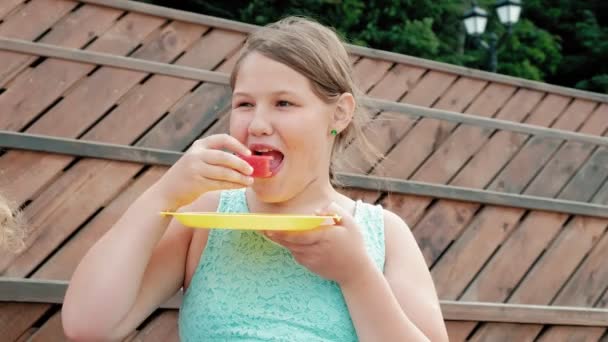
[264,202,375,286]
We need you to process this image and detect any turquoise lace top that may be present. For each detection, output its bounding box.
[178,189,385,341]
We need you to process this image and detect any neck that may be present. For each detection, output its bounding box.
[250,173,338,215]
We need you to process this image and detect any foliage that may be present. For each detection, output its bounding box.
[139,0,607,93]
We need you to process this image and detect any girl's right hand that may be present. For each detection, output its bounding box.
[152,134,254,210]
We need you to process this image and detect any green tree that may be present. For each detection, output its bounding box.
[139,0,605,93]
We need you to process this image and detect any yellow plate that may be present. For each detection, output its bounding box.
[160,212,341,231]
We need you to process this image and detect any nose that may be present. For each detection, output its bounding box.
[248,106,273,136]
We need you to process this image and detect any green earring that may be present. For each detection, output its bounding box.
[330,129,338,136]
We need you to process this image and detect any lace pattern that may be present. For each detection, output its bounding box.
[179,189,385,341]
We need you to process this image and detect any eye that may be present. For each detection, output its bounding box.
[277,100,292,107]
[235,102,253,108]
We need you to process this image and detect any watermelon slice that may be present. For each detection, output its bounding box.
[239,154,273,178]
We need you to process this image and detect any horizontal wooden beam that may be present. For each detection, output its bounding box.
[1,38,606,148]
[2,131,606,219]
[79,0,608,103]
[366,98,608,147]
[0,130,181,165]
[335,173,608,219]
[1,278,606,326]
[0,37,230,84]
[440,300,608,326]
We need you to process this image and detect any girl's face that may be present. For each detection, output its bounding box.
[230,52,336,203]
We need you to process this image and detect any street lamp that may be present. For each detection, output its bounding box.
[463,0,522,72]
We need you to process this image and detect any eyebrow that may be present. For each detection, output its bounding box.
[233,90,298,97]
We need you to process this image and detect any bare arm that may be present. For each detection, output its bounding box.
[62,188,219,341]
[341,210,448,342]
[62,134,252,341]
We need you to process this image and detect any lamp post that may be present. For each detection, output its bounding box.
[462,0,522,72]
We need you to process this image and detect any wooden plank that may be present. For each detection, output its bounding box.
[0,17,193,204]
[79,0,608,103]
[374,75,481,179]
[524,112,604,198]
[0,0,24,20]
[411,83,517,184]
[408,91,567,264]
[131,311,179,342]
[536,326,606,342]
[509,218,607,305]
[328,54,398,174]
[33,166,167,280]
[4,134,607,218]
[0,17,198,132]
[4,278,608,326]
[0,158,141,276]
[462,102,608,342]
[15,327,38,342]
[446,321,476,342]
[0,131,182,164]
[411,94,569,265]
[0,0,78,83]
[1,3,128,87]
[433,101,593,299]
[429,98,598,301]
[470,323,542,342]
[28,311,67,342]
[0,37,231,86]
[28,13,173,137]
[380,83,518,226]
[14,42,239,302]
[0,97,231,277]
[365,64,427,101]
[460,123,607,300]
[553,230,608,308]
[0,33,239,279]
[368,97,608,146]
[0,303,51,341]
[384,88,544,229]
[464,95,571,193]
[0,278,66,302]
[337,174,608,218]
[0,169,165,339]
[470,218,607,340]
[334,65,426,175]
[352,57,393,93]
[0,8,126,131]
[344,71,458,204]
[4,39,607,148]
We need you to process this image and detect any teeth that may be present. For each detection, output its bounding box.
[256,148,272,152]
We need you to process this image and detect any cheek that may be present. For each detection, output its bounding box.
[229,113,250,141]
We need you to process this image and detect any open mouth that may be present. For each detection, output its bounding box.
[249,144,285,175]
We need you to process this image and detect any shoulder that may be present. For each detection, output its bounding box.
[381,208,420,261]
[382,209,410,231]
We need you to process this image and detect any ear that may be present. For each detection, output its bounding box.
[332,93,355,133]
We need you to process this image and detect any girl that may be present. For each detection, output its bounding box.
[63,17,448,341]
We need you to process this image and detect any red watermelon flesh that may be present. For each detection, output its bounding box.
[239,154,273,178]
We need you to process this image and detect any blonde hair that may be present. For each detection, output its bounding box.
[0,193,26,253]
[229,16,381,176]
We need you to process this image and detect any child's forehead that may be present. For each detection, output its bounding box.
[234,55,316,97]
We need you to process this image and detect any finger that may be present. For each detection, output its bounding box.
[263,231,308,247]
[276,229,327,245]
[199,134,251,156]
[202,165,254,186]
[316,202,354,226]
[203,178,250,191]
[202,150,253,176]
